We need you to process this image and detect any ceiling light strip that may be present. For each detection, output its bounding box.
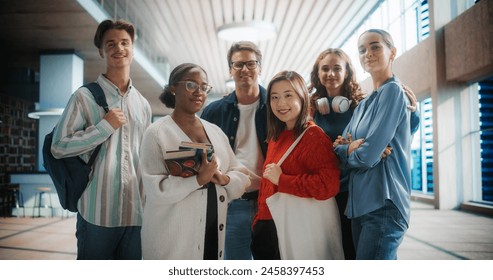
[77,0,167,87]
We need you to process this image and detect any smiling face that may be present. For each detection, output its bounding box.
[229,50,261,89]
[100,28,133,70]
[171,67,209,114]
[357,31,396,75]
[269,80,303,130]
[317,53,349,97]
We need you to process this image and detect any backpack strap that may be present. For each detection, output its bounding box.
[84,82,109,113]
[81,82,109,166]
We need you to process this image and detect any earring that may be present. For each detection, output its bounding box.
[171,92,175,96]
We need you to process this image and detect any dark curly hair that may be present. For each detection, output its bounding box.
[159,63,207,108]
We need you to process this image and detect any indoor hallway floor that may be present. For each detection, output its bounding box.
[0,201,492,260]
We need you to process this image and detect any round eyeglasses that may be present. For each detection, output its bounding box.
[231,60,259,70]
[176,81,213,94]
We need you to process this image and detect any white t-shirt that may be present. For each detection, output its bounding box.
[235,100,264,192]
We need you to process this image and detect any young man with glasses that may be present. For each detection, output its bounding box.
[201,41,267,260]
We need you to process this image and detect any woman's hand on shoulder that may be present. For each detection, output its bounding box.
[402,84,417,112]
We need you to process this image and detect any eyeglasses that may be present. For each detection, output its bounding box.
[231,60,259,70]
[176,81,213,94]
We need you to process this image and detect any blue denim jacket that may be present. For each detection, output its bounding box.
[200,85,268,158]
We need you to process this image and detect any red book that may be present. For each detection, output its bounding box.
[164,142,214,178]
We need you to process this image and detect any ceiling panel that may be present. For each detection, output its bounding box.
[0,0,383,116]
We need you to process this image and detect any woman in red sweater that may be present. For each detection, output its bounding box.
[251,70,341,259]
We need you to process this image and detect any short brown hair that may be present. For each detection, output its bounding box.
[94,19,135,49]
[226,41,263,69]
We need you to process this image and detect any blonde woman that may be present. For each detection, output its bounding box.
[333,29,412,260]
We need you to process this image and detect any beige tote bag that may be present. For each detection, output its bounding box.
[266,128,344,260]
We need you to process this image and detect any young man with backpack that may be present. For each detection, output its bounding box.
[50,19,152,259]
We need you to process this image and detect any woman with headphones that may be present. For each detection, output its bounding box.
[309,48,419,260]
[308,48,362,260]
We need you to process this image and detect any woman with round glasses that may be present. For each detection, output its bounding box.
[139,63,251,259]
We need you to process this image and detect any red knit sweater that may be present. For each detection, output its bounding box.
[254,122,340,224]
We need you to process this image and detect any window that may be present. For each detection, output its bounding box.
[418,0,430,40]
[339,0,435,195]
[341,0,428,83]
[411,98,434,194]
[478,77,493,202]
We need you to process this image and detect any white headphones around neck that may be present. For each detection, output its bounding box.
[315,96,352,115]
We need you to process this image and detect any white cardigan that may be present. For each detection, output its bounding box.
[140,115,250,259]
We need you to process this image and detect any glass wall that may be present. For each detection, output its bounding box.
[341,0,430,81]
[478,77,493,202]
[340,0,435,195]
[337,0,484,202]
[411,98,434,194]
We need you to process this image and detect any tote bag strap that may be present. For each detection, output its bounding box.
[277,127,311,166]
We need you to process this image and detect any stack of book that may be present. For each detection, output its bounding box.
[164,141,214,177]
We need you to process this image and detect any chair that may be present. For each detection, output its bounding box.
[32,187,53,218]
[0,183,24,217]
[9,184,24,217]
[0,184,11,217]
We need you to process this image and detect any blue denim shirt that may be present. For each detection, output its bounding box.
[200,85,268,158]
[314,96,418,194]
[334,76,412,226]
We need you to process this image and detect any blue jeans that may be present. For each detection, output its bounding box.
[76,213,142,260]
[224,199,257,260]
[351,200,408,260]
